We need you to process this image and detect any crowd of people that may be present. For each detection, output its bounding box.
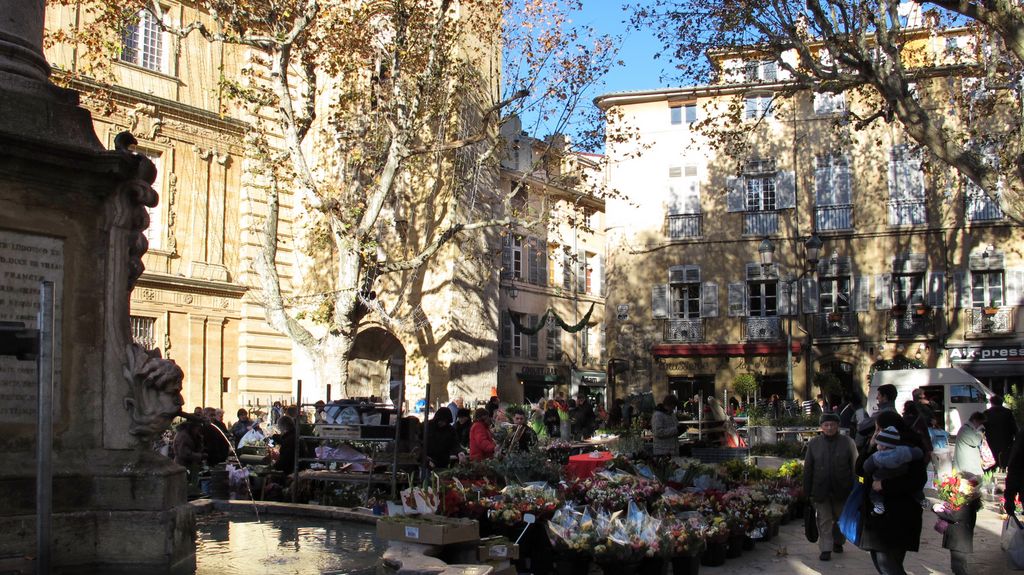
[799,382,1020,575]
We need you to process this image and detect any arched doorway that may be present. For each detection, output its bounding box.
[350,326,405,400]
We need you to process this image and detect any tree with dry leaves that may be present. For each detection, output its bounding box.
[50,0,616,399]
[634,0,1024,222]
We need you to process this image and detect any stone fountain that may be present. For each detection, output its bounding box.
[0,1,194,572]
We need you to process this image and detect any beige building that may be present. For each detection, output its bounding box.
[42,3,540,412]
[597,34,1023,406]
[495,118,608,405]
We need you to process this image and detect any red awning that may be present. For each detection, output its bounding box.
[652,342,802,358]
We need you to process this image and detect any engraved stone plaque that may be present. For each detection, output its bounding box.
[0,229,63,424]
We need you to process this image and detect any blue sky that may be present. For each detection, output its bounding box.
[511,1,678,149]
[574,2,673,98]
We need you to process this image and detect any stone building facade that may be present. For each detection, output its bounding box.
[597,32,1023,406]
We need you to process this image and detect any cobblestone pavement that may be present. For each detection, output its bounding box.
[696,499,1012,575]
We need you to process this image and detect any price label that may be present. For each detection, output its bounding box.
[492,545,507,558]
[404,526,420,540]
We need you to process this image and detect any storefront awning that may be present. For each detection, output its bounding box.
[652,342,802,358]
[518,373,562,383]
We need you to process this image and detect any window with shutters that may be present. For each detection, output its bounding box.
[888,145,926,225]
[819,277,852,312]
[511,237,523,279]
[546,316,562,361]
[744,94,774,119]
[744,60,777,82]
[748,281,778,317]
[814,153,853,231]
[813,92,846,115]
[746,176,776,211]
[893,273,925,307]
[140,150,164,250]
[964,146,1004,222]
[121,9,166,73]
[669,266,701,319]
[971,271,1004,307]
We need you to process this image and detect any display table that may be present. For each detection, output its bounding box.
[564,451,613,479]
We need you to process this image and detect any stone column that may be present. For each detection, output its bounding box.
[0,0,49,81]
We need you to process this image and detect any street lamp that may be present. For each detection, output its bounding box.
[758,234,823,402]
[506,278,518,299]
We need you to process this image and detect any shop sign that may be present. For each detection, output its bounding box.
[663,357,725,374]
[519,366,561,377]
[947,344,1024,362]
[736,357,788,371]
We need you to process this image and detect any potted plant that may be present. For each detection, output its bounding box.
[913,303,932,316]
[982,306,999,316]
[827,311,843,322]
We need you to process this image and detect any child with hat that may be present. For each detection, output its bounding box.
[864,425,925,515]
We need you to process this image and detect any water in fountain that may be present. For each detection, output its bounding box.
[206,420,263,523]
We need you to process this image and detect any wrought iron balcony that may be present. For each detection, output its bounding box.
[964,306,1014,337]
[888,199,926,226]
[664,318,705,343]
[744,210,779,236]
[813,311,860,339]
[744,316,782,341]
[966,193,1004,222]
[815,204,854,232]
[887,305,939,338]
[666,213,702,239]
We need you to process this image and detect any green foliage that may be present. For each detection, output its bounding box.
[732,373,759,398]
[486,448,562,485]
[1005,385,1024,426]
[868,356,925,382]
[813,371,843,400]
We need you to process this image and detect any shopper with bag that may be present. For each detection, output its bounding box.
[804,412,858,561]
[1004,427,1024,568]
[855,411,927,575]
[954,412,990,476]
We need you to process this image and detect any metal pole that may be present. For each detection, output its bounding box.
[292,379,302,503]
[36,281,55,574]
[420,383,431,483]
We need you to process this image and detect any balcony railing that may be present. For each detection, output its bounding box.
[888,199,926,226]
[964,307,1014,337]
[966,194,1004,222]
[813,311,860,339]
[815,204,854,232]
[664,318,705,343]
[887,305,939,338]
[745,316,782,341]
[667,213,702,239]
[744,210,779,235]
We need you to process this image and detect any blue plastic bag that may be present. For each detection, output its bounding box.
[838,481,865,546]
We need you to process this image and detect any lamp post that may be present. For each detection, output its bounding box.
[759,234,823,402]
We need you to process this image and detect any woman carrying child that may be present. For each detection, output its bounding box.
[855,411,927,575]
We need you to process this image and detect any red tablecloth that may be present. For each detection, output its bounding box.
[564,451,613,480]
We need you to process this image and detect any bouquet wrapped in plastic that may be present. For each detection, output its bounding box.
[659,513,707,558]
[595,501,662,562]
[488,483,562,526]
[935,473,980,511]
[547,504,601,555]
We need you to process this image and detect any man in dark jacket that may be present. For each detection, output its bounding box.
[426,409,464,469]
[804,412,858,561]
[856,384,898,452]
[984,395,1017,470]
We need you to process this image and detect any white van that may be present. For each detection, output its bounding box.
[866,368,994,435]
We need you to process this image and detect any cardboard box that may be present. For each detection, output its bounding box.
[376,514,480,545]
[478,537,520,561]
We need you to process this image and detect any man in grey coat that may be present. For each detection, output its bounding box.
[804,412,859,561]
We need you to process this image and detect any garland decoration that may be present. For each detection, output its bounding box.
[509,302,596,335]
[867,355,925,382]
